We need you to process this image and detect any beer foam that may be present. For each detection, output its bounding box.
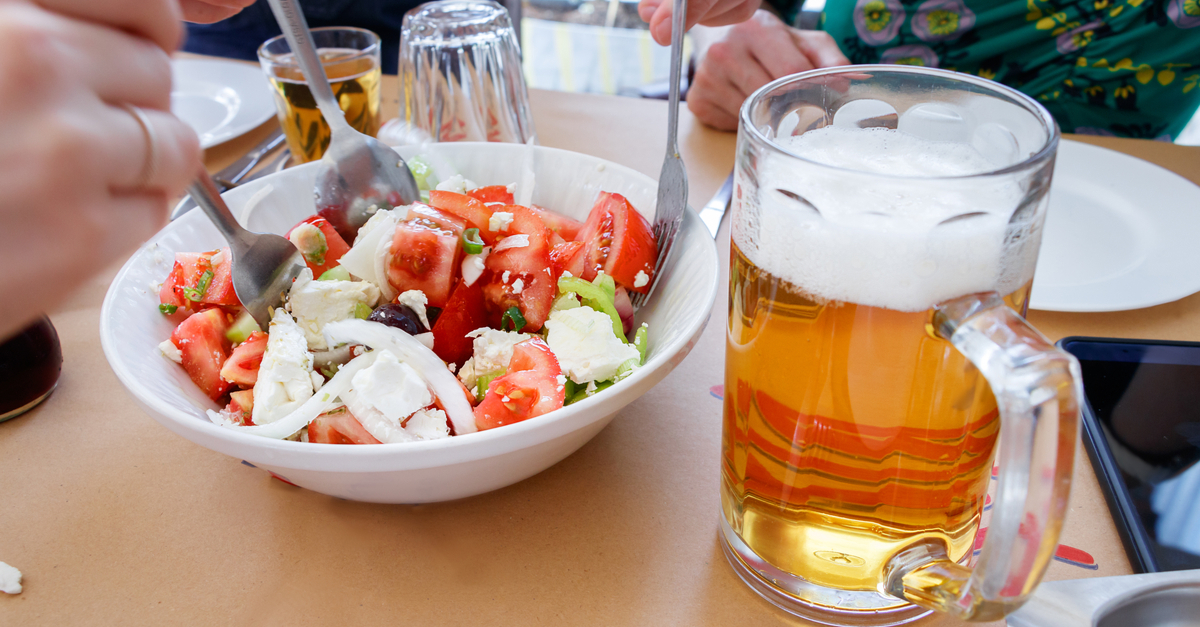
[735,126,1039,312]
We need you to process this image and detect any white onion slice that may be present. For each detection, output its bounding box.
[374,221,398,302]
[323,319,476,435]
[414,332,435,350]
[339,211,396,290]
[220,351,379,440]
[239,183,274,225]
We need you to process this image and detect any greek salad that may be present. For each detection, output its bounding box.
[155,168,658,444]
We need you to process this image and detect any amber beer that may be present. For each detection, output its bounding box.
[722,124,1041,600]
[265,49,382,163]
[723,244,1036,592]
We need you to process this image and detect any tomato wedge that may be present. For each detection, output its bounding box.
[575,192,657,293]
[159,261,190,316]
[474,338,565,431]
[428,190,499,243]
[467,185,514,205]
[286,216,350,278]
[530,205,583,240]
[404,203,467,235]
[482,206,555,331]
[221,389,255,426]
[386,220,462,307]
[308,406,382,444]
[162,249,240,313]
[219,331,268,388]
[549,241,586,279]
[171,308,233,401]
[430,278,490,366]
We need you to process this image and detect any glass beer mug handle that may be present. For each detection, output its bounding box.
[884,292,1082,621]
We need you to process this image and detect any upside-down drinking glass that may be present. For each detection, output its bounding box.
[399,0,536,144]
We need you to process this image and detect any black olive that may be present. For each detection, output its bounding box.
[368,304,424,335]
[426,306,443,327]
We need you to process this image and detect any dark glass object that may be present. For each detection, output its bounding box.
[367,303,424,335]
[0,316,63,422]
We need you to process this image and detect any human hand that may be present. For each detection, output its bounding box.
[638,0,762,46]
[688,11,850,130]
[0,1,200,338]
[179,0,257,24]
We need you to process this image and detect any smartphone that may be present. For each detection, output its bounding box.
[1059,337,1200,573]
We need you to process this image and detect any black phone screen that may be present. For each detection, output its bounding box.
[1062,338,1200,573]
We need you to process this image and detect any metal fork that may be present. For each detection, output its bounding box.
[631,0,688,311]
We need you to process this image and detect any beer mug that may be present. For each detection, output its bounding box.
[722,66,1082,625]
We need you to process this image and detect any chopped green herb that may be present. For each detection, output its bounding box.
[501,306,526,332]
[462,228,484,255]
[183,269,213,302]
[319,364,340,379]
[158,303,178,315]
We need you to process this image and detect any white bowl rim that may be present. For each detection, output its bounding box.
[100,142,719,469]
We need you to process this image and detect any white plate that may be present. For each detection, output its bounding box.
[171,58,275,149]
[1030,139,1200,312]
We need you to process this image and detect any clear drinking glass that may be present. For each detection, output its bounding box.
[258,27,383,163]
[722,66,1081,625]
[399,0,536,144]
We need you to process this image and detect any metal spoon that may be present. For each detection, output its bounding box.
[187,171,306,329]
[264,0,420,241]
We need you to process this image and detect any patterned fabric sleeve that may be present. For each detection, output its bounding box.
[821,0,1200,139]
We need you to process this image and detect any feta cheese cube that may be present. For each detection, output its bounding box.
[252,309,317,426]
[351,350,431,421]
[406,408,451,440]
[456,327,529,389]
[158,339,182,364]
[435,173,478,194]
[286,268,380,350]
[396,290,431,329]
[489,211,514,232]
[634,270,650,288]
[0,561,22,595]
[544,306,640,384]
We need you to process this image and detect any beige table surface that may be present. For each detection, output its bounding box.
[4,73,1200,626]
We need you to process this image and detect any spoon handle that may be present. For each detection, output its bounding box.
[187,171,252,251]
[264,0,352,133]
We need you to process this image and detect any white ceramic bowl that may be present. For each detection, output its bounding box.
[101,143,718,503]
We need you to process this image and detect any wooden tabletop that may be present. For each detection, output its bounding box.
[4,69,1199,626]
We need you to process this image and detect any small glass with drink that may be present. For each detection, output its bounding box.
[722,66,1081,625]
[258,27,383,163]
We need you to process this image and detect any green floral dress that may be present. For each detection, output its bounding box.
[819,0,1200,139]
